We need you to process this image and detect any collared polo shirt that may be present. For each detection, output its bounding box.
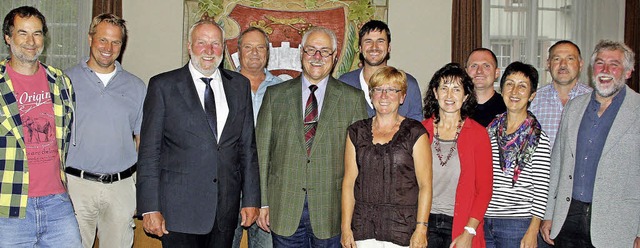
[65,58,146,174]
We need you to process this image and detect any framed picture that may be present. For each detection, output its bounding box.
[183,0,388,79]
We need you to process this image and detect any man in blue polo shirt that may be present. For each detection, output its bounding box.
[64,13,146,248]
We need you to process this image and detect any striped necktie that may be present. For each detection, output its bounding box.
[304,85,318,155]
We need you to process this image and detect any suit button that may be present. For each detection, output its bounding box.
[213,178,218,183]
[566,197,570,202]
[307,159,310,163]
[569,175,572,179]
[217,147,220,151]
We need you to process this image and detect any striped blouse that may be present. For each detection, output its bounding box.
[485,132,551,219]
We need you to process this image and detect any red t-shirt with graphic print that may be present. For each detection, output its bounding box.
[7,63,64,197]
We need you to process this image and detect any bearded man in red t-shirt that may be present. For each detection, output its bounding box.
[0,6,81,247]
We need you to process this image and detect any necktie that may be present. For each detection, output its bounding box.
[304,85,318,156]
[201,77,218,142]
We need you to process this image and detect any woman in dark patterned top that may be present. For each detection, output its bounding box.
[484,62,551,248]
[341,66,432,248]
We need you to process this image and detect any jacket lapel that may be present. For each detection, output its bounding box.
[351,68,363,90]
[218,69,237,143]
[310,77,342,156]
[176,65,216,142]
[567,95,590,154]
[285,78,305,150]
[601,86,640,156]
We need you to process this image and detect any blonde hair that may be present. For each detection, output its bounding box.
[368,66,408,95]
[89,13,127,42]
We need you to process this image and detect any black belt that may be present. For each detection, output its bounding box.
[65,164,136,184]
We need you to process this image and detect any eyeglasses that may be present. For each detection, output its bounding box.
[371,87,402,96]
[303,47,335,58]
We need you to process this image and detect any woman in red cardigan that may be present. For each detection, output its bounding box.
[421,63,493,248]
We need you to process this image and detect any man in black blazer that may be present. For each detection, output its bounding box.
[136,20,260,247]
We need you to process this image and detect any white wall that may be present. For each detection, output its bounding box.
[389,0,452,96]
[122,0,184,82]
[122,0,452,90]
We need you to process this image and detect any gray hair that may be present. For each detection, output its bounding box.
[187,19,224,44]
[590,40,635,72]
[237,27,270,49]
[301,26,337,52]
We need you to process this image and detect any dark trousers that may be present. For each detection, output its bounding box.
[271,195,340,248]
[161,220,234,248]
[554,199,595,248]
[428,213,453,248]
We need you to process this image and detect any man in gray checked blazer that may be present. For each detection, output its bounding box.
[541,40,640,248]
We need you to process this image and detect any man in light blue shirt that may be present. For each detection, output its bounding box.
[232,26,282,248]
[65,14,145,248]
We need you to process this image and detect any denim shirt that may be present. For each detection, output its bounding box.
[573,87,625,202]
[235,67,283,124]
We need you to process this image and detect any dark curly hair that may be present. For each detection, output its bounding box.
[423,63,477,123]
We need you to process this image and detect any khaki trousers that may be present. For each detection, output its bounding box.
[67,173,136,248]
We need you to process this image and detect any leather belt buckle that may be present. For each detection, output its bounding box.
[65,164,135,184]
[97,174,114,183]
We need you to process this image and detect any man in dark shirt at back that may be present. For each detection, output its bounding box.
[466,48,506,126]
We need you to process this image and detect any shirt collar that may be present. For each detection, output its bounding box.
[81,56,122,74]
[568,82,582,96]
[302,75,329,90]
[235,66,271,79]
[188,60,220,81]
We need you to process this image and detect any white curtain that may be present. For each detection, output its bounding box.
[0,0,91,70]
[483,0,625,88]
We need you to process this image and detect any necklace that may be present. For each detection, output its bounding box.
[434,118,464,166]
[372,116,401,143]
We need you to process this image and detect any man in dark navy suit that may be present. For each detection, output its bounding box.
[137,19,260,248]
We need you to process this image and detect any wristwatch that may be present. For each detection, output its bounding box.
[464,226,477,236]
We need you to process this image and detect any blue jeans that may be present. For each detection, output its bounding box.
[271,196,340,248]
[232,213,273,248]
[0,193,82,248]
[484,217,531,248]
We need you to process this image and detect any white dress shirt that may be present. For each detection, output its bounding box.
[188,61,228,142]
